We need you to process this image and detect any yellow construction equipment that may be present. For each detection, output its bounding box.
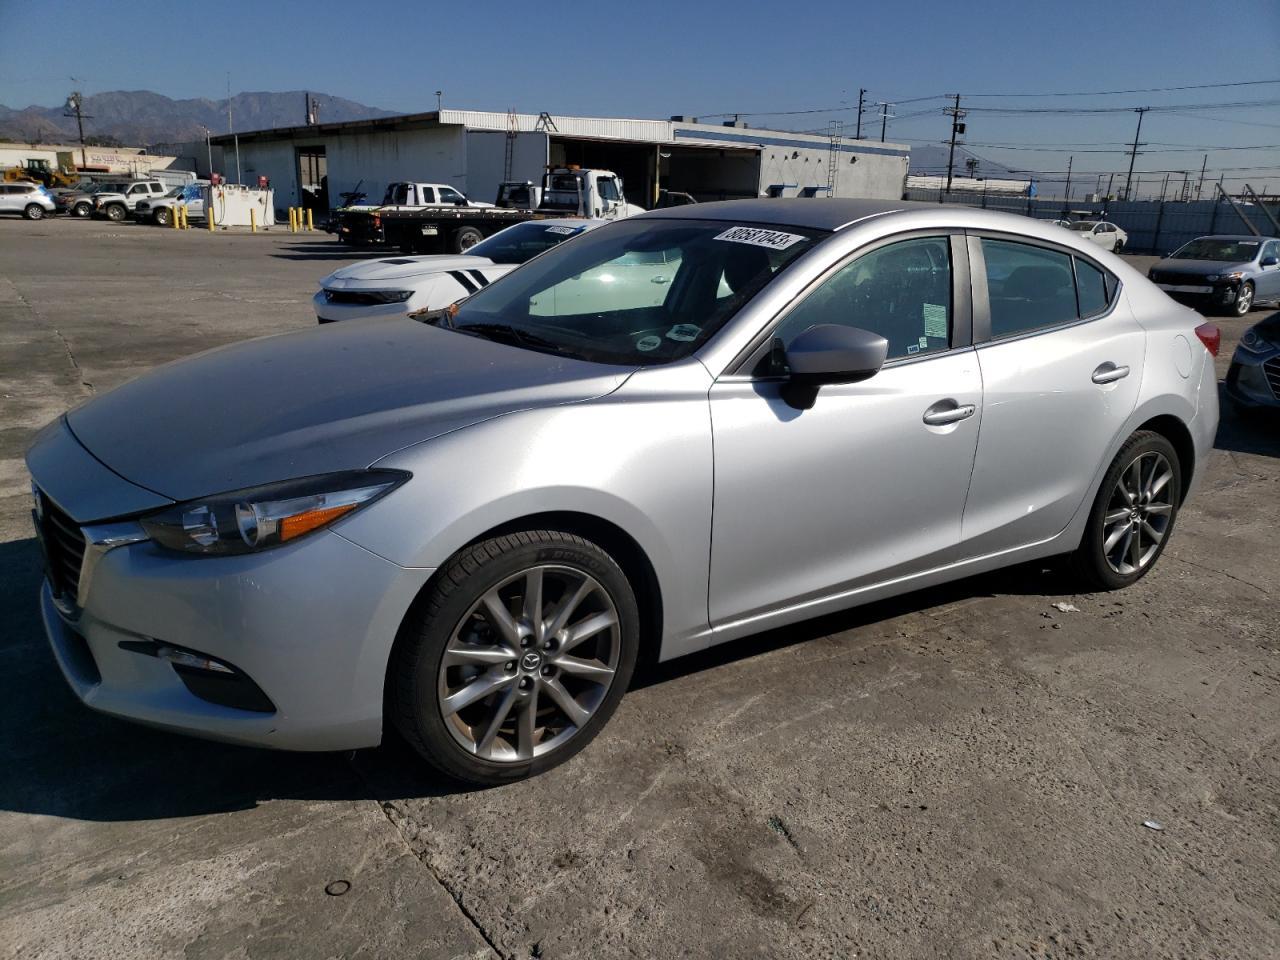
[2,154,78,189]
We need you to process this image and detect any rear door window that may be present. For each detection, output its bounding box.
[980,239,1078,338]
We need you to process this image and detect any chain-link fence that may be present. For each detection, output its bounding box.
[902,189,1280,256]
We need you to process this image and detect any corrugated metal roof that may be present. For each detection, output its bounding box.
[442,110,672,143]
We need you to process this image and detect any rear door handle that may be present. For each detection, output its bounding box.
[922,402,976,426]
[1092,363,1130,384]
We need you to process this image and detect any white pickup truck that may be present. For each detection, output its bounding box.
[92,179,170,221]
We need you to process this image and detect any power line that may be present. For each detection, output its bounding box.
[951,78,1280,98]
[963,97,1280,115]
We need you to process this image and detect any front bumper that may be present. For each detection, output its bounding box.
[1155,280,1244,311]
[38,524,432,751]
[313,288,420,324]
[28,418,432,751]
[1225,347,1280,409]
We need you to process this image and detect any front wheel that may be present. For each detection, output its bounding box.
[23,204,45,221]
[153,208,171,226]
[1231,281,1255,317]
[1072,431,1181,590]
[390,530,639,785]
[104,204,126,222]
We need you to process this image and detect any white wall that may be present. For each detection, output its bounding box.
[464,131,548,205]
[234,126,468,214]
[756,145,908,199]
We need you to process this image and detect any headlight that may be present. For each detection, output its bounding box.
[139,470,408,555]
[1207,271,1244,282]
[324,289,413,304]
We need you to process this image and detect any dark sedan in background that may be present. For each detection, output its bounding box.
[1149,235,1280,317]
[1226,312,1280,412]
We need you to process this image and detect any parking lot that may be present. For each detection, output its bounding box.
[1,216,1277,960]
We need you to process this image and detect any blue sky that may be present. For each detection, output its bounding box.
[2,0,1278,193]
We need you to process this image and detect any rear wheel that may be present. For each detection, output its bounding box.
[453,226,483,253]
[72,201,91,218]
[390,530,639,785]
[1112,240,1123,253]
[1072,431,1181,590]
[23,203,44,220]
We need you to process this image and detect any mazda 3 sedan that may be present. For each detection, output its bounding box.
[28,199,1219,785]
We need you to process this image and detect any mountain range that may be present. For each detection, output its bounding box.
[0,90,398,147]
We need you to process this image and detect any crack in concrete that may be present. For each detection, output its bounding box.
[1168,555,1271,598]
[344,752,503,960]
[10,281,94,395]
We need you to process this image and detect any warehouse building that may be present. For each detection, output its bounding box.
[207,109,909,215]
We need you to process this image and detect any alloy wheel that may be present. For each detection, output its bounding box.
[437,564,621,762]
[1101,451,1175,576]
[1235,282,1254,316]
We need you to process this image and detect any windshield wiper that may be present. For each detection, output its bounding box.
[454,322,586,360]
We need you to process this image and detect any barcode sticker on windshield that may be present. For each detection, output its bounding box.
[545,224,580,235]
[714,226,805,250]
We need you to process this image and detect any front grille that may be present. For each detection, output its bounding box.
[1264,357,1280,399]
[1153,271,1218,286]
[324,289,383,306]
[38,493,86,603]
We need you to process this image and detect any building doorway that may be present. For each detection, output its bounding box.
[296,146,328,212]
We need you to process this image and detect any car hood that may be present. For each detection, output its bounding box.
[1155,258,1254,276]
[65,319,631,502]
[323,255,496,286]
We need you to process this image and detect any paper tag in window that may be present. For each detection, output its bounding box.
[636,335,662,352]
[545,224,579,235]
[922,302,948,339]
[666,324,700,342]
[713,226,805,250]
[918,336,928,350]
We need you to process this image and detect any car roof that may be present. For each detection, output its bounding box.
[1188,234,1278,242]
[635,198,933,232]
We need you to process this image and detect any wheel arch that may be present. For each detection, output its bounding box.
[387,509,666,690]
[1134,413,1196,505]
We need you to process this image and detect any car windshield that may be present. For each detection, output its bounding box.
[440,218,822,365]
[1170,238,1262,262]
[1069,221,1098,231]
[468,221,590,265]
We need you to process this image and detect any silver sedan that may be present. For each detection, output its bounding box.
[27,199,1220,785]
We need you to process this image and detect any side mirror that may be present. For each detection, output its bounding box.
[780,324,889,409]
[454,197,467,206]
[1262,256,1279,267]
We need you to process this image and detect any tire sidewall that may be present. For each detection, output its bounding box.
[106,204,125,222]
[453,226,483,253]
[73,202,91,217]
[24,204,43,220]
[1079,432,1182,590]
[1235,281,1254,317]
[397,534,640,784]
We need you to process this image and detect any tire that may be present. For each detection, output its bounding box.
[1112,240,1124,254]
[153,208,170,227]
[1071,430,1181,591]
[452,226,484,253]
[1231,280,1254,317]
[23,204,45,221]
[104,204,126,222]
[72,201,91,218]
[390,530,639,786]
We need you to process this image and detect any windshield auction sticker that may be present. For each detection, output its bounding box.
[545,224,580,235]
[714,226,805,250]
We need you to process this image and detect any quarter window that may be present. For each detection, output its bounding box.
[772,236,953,360]
[981,238,1078,338]
[1074,257,1111,317]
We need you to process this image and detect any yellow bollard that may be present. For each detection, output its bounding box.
[250,207,257,233]
[306,208,314,232]
[207,201,215,231]
[180,204,189,230]
[169,204,178,229]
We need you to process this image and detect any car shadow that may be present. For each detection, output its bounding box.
[1214,383,1280,459]
[0,530,1074,822]
[269,243,390,263]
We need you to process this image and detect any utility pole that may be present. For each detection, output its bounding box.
[944,94,966,194]
[64,91,91,169]
[436,90,443,112]
[878,102,894,143]
[1122,106,1148,201]
[854,88,866,139]
[1196,154,1208,200]
[1063,155,1073,206]
[1159,172,1170,201]
[1105,172,1115,199]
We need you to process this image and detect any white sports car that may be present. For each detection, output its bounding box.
[314,219,602,323]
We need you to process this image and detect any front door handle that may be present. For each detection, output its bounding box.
[922,402,977,426]
[1092,363,1130,384]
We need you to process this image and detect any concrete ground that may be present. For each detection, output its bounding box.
[0,218,1276,960]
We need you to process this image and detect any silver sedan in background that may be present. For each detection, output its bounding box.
[27,199,1219,785]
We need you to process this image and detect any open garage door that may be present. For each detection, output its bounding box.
[550,137,761,210]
